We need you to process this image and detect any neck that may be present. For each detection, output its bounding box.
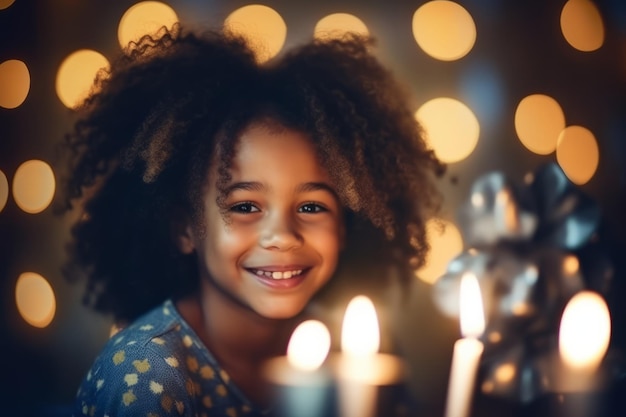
[206,282,299,359]
[176,281,303,407]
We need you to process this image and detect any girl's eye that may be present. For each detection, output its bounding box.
[229,202,260,214]
[298,203,327,213]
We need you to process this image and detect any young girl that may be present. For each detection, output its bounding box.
[60,24,444,417]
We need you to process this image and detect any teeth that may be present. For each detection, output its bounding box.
[253,269,303,280]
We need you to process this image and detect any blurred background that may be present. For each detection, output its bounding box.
[1,0,626,416]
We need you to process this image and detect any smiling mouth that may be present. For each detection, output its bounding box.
[248,269,305,280]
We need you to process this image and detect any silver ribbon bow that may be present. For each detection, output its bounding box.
[433,163,612,402]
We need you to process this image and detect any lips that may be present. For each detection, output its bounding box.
[245,266,310,289]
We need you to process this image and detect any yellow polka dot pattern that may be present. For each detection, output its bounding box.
[124,373,138,386]
[112,350,125,365]
[150,380,164,394]
[200,365,215,379]
[73,299,264,416]
[122,390,136,406]
[132,358,150,373]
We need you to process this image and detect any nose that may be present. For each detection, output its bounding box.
[259,211,303,251]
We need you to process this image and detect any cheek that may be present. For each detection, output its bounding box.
[311,222,344,255]
[207,223,256,255]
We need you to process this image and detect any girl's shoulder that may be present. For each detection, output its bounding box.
[73,300,192,415]
[109,299,183,346]
[86,299,201,376]
[73,299,265,416]
[74,301,262,417]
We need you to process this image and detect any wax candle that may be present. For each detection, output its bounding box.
[554,290,612,417]
[444,272,485,417]
[558,290,611,389]
[263,320,336,417]
[333,295,406,417]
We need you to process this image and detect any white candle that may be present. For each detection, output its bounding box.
[444,272,485,417]
[558,290,611,392]
[338,296,380,417]
[264,320,334,417]
[335,295,405,417]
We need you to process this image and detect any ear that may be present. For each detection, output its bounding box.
[171,210,196,255]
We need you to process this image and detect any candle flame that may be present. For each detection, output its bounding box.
[459,273,485,338]
[287,320,331,371]
[559,291,611,370]
[341,295,380,356]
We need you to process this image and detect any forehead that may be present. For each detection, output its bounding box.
[229,123,330,183]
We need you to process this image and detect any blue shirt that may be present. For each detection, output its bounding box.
[73,299,267,417]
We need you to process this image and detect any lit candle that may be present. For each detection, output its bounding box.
[263,320,335,417]
[334,295,406,417]
[444,272,485,417]
[558,290,611,392]
[555,290,611,417]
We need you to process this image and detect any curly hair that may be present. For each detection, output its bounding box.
[58,25,445,322]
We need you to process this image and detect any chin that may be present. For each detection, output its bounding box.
[256,303,306,320]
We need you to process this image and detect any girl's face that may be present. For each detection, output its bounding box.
[185,123,345,319]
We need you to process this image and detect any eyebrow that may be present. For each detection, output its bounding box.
[296,182,338,198]
[224,181,338,199]
[223,182,264,196]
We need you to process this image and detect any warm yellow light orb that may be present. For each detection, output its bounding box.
[56,49,109,109]
[416,219,463,284]
[0,0,16,10]
[0,169,8,213]
[314,13,369,40]
[514,94,566,155]
[561,0,604,52]
[556,125,599,185]
[415,97,480,163]
[118,1,179,50]
[494,363,516,384]
[15,272,57,328]
[12,159,56,214]
[224,4,287,63]
[412,0,476,61]
[0,59,30,109]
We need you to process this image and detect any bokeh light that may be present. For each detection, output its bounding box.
[118,1,179,50]
[412,0,476,61]
[514,94,566,155]
[0,59,30,109]
[562,254,580,276]
[494,362,516,384]
[224,4,287,63]
[415,97,480,163]
[0,0,15,10]
[0,169,8,212]
[560,0,604,52]
[314,13,369,40]
[556,125,599,185]
[56,49,109,109]
[12,159,56,214]
[15,272,57,328]
[416,219,464,284]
